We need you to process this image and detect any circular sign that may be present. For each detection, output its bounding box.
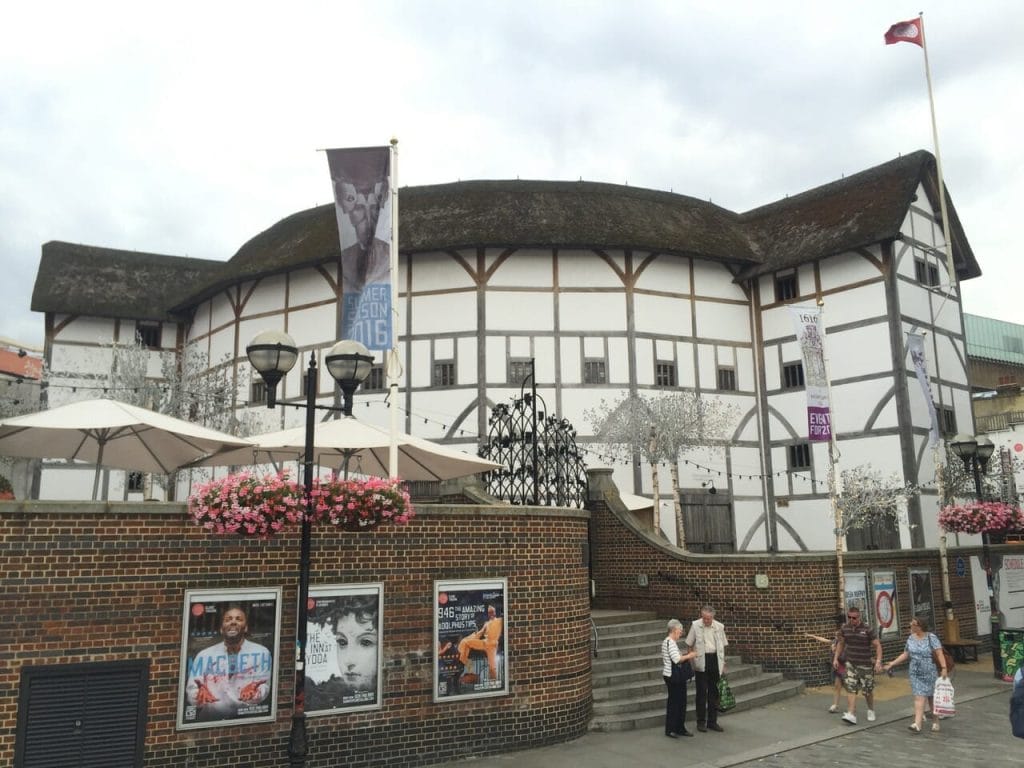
[956,556,966,578]
[875,591,894,629]
[1015,443,1023,453]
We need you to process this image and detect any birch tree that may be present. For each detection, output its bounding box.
[587,392,736,548]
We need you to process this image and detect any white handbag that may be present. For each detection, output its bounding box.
[932,676,955,718]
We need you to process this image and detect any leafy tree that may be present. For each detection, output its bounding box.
[836,465,918,533]
[587,392,736,548]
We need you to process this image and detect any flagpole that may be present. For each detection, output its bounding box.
[388,138,400,476]
[918,13,957,291]
[819,298,845,613]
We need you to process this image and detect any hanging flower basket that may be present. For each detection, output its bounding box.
[938,501,1024,535]
[187,471,414,537]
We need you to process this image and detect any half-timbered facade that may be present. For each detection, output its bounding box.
[29,150,982,552]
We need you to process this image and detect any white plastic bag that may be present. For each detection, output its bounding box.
[933,676,955,718]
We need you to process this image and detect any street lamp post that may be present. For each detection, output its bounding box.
[949,433,1001,679]
[247,331,373,767]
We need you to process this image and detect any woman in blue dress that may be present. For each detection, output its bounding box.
[883,615,948,733]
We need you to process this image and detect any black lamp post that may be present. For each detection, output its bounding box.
[247,330,373,767]
[949,432,1001,678]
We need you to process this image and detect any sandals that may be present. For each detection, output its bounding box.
[907,723,921,733]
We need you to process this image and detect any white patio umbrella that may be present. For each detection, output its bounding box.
[189,416,500,481]
[0,398,255,499]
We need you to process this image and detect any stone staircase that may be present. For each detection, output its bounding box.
[589,610,805,732]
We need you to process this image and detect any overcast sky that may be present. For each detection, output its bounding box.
[3,1,1022,349]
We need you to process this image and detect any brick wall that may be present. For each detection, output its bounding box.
[587,470,995,685]
[0,501,591,768]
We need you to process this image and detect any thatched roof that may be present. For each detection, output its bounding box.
[31,242,223,321]
[30,150,980,321]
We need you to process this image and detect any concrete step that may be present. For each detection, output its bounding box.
[592,660,758,700]
[593,670,793,715]
[591,610,658,627]
[589,678,806,732]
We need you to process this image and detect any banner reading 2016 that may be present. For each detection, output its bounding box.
[434,579,508,701]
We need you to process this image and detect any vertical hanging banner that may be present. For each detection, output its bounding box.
[326,146,393,350]
[907,333,940,446]
[789,306,832,441]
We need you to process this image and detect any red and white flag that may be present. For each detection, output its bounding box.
[884,18,923,47]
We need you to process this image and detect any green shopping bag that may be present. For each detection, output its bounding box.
[717,675,736,711]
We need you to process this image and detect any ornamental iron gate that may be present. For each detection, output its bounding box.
[479,361,587,507]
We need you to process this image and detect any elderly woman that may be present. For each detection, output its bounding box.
[662,618,698,738]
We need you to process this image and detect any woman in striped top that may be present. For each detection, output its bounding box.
[663,619,698,738]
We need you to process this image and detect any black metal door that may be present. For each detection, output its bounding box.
[16,659,149,768]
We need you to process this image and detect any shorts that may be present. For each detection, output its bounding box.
[843,662,875,695]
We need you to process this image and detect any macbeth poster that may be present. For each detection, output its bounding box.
[305,584,383,715]
[435,579,508,701]
[177,588,281,729]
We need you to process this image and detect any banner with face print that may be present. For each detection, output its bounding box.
[907,333,940,446]
[177,587,281,729]
[326,146,393,350]
[434,579,508,701]
[305,584,383,715]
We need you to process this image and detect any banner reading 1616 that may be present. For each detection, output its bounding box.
[434,579,508,701]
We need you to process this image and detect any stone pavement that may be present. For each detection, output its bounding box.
[426,661,1019,767]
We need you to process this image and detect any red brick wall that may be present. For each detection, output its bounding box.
[0,502,591,768]
[587,476,993,684]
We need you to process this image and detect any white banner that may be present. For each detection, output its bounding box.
[907,333,939,446]
[326,146,393,350]
[789,306,831,442]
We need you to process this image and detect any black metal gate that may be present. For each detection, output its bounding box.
[479,361,587,507]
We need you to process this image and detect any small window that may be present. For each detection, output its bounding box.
[135,322,161,349]
[782,362,805,389]
[788,443,811,470]
[433,361,456,387]
[509,359,534,385]
[250,379,267,405]
[717,367,737,391]
[583,359,607,384]
[127,471,144,492]
[915,258,940,287]
[655,361,677,387]
[939,406,956,436]
[775,273,798,302]
[363,366,386,392]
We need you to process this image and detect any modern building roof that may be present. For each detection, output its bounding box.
[964,314,1024,367]
[30,149,980,321]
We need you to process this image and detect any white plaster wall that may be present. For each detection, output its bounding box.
[832,379,899,432]
[412,251,476,291]
[760,305,798,343]
[191,301,212,340]
[210,288,238,330]
[819,284,887,325]
[607,337,629,383]
[634,253,690,293]
[488,248,554,287]
[411,292,476,335]
[692,260,746,300]
[559,293,627,331]
[246,273,291,314]
[408,339,432,388]
[485,336,508,383]
[633,293,692,336]
[934,332,969,385]
[819,249,883,292]
[557,250,625,288]
[635,340,655,386]
[487,292,554,331]
[207,323,237,364]
[696,344,716,390]
[560,337,581,383]
[694,301,751,344]
[52,316,117,343]
[676,342,696,387]
[825,324,894,380]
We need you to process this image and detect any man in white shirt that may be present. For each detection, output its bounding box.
[685,606,729,732]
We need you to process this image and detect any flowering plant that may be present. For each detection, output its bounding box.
[938,501,1024,535]
[187,471,414,536]
[316,476,414,530]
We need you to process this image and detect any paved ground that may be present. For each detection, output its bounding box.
[426,661,1020,768]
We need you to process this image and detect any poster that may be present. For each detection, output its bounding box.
[178,588,281,729]
[994,553,1024,631]
[435,579,508,701]
[844,571,868,620]
[970,557,992,636]
[909,569,935,632]
[305,584,383,715]
[872,571,898,636]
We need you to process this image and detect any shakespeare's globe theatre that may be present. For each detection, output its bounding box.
[31,151,981,553]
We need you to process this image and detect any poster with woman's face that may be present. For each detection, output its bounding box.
[177,587,281,730]
[305,584,383,715]
[434,579,508,702]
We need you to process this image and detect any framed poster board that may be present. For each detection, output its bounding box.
[305,584,383,715]
[994,553,1024,631]
[844,571,869,621]
[872,570,898,636]
[908,568,935,632]
[434,578,508,701]
[177,587,281,729]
